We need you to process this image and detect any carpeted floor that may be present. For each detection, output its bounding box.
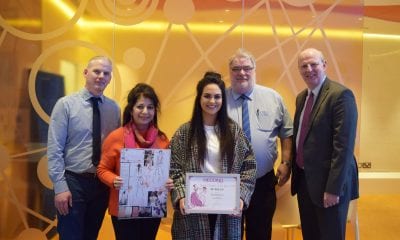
[95,193,400,240]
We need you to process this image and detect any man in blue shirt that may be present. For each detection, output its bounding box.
[226,48,293,240]
[47,56,120,240]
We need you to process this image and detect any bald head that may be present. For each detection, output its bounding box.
[297,48,327,90]
[298,48,325,66]
[87,56,112,68]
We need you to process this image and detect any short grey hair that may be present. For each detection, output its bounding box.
[228,48,256,69]
[87,56,112,68]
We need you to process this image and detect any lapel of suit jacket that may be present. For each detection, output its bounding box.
[308,78,331,131]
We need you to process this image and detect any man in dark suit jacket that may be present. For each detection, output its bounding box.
[291,48,359,240]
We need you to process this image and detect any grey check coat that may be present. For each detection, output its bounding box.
[169,121,256,240]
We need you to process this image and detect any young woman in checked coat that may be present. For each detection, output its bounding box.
[169,72,256,240]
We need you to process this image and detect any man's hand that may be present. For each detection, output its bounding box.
[323,192,340,208]
[276,162,291,186]
[55,191,72,215]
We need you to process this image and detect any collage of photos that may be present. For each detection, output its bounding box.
[118,148,170,219]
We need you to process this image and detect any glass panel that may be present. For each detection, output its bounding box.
[0,0,365,239]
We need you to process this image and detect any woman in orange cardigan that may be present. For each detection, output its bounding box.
[97,83,173,240]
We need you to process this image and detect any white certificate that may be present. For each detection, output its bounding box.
[185,173,240,214]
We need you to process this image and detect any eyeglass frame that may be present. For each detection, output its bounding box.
[230,65,255,73]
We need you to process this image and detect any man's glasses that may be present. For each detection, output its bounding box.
[231,66,254,73]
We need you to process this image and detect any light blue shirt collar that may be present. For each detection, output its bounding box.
[232,89,254,101]
[81,88,104,103]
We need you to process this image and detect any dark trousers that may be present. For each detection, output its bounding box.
[242,170,277,240]
[57,171,109,240]
[297,169,350,240]
[111,216,161,240]
[208,214,217,238]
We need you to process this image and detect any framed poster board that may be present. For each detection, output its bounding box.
[118,148,170,219]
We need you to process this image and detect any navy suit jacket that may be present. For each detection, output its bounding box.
[291,78,359,207]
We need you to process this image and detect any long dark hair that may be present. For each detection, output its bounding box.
[122,83,166,136]
[188,71,234,171]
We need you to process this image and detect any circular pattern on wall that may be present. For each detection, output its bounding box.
[37,155,52,189]
[123,48,146,69]
[163,0,195,24]
[16,228,47,240]
[0,0,88,41]
[28,40,122,124]
[95,0,159,25]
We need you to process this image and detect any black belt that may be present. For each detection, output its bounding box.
[65,170,97,178]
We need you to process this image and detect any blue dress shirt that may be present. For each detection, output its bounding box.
[47,88,120,194]
[226,84,293,178]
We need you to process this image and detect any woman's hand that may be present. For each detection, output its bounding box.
[165,178,174,191]
[113,176,123,190]
[179,198,186,215]
[231,199,244,217]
